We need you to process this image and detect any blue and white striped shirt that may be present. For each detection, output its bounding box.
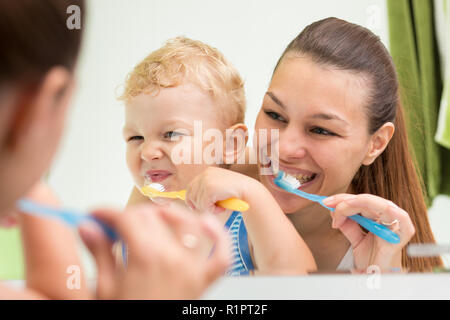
[223,211,255,276]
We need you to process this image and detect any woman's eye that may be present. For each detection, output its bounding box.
[128,136,144,142]
[264,110,287,123]
[310,127,336,136]
[164,131,183,139]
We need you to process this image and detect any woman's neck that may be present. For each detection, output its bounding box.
[287,203,331,238]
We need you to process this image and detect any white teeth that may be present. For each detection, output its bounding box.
[262,152,315,183]
[293,174,315,183]
[148,183,165,192]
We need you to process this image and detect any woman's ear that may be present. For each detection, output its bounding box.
[224,123,248,165]
[5,66,74,150]
[31,66,74,125]
[362,122,395,165]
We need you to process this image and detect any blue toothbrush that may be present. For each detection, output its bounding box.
[273,171,400,244]
[17,199,119,242]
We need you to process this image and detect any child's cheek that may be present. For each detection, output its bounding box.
[175,164,205,188]
[126,148,141,182]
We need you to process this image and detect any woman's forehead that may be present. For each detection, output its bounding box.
[269,56,371,119]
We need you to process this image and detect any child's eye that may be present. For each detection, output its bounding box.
[264,110,287,123]
[128,136,144,142]
[164,131,184,139]
[310,127,336,136]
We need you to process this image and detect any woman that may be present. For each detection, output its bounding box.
[0,0,229,299]
[129,17,442,273]
[248,17,442,272]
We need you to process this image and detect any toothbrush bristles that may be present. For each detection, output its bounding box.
[282,172,301,189]
[148,183,165,192]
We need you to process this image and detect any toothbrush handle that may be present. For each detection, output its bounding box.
[18,199,119,242]
[348,214,400,244]
[178,191,249,212]
[216,198,250,212]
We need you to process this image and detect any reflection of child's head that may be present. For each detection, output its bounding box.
[119,36,245,126]
[119,37,247,194]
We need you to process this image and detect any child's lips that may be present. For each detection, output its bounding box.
[145,170,172,183]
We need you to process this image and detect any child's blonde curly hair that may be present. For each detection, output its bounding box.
[118,36,246,125]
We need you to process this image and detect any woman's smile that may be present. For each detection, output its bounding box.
[259,156,321,195]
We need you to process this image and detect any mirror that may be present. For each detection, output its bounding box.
[45,0,450,278]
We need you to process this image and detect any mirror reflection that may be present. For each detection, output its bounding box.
[1,0,450,300]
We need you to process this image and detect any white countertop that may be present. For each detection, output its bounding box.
[4,273,450,299]
[201,273,450,299]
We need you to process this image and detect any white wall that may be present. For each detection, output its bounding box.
[429,196,450,266]
[47,0,450,273]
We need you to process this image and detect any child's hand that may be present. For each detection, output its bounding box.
[79,203,230,299]
[186,167,260,214]
[187,168,317,275]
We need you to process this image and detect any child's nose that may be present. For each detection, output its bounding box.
[141,141,164,161]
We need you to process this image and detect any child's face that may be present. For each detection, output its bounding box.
[255,56,373,214]
[123,83,228,195]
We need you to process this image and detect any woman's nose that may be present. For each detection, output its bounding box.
[278,127,307,160]
[141,141,164,161]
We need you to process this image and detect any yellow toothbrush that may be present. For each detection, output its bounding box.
[140,183,250,212]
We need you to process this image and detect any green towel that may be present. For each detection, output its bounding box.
[436,0,450,148]
[435,0,450,195]
[437,79,450,148]
[0,228,24,280]
[387,0,450,203]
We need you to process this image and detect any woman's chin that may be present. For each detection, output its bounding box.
[274,192,312,214]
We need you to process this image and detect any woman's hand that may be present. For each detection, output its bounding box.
[323,193,415,272]
[185,167,259,214]
[79,203,230,299]
[0,213,18,228]
[14,181,90,299]
[1,181,58,228]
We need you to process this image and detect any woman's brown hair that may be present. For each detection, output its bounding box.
[276,17,442,272]
[0,0,85,84]
[0,0,85,148]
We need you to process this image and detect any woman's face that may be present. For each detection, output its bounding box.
[255,55,373,214]
[0,69,74,213]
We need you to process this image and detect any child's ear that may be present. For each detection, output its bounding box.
[223,123,248,165]
[362,122,395,165]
